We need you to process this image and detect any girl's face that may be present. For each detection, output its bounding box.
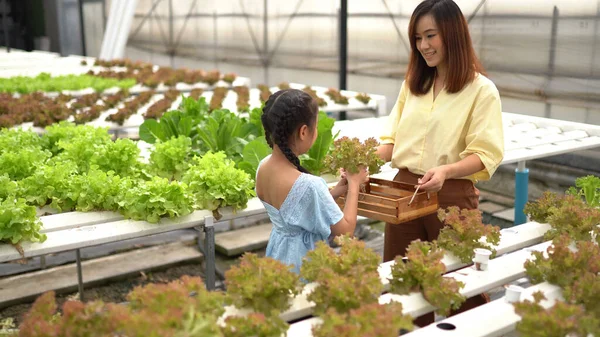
[415,14,446,69]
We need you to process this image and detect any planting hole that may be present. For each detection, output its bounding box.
[436,323,456,330]
[501,228,518,234]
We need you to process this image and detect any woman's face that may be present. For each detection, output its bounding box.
[415,14,446,69]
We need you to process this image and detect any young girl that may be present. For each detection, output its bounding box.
[377,0,504,326]
[256,89,368,274]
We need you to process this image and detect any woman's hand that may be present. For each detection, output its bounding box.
[418,166,449,192]
[418,155,485,192]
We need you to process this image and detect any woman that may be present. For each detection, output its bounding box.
[377,0,504,325]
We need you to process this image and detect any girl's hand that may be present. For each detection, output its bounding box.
[330,169,349,199]
[340,168,347,179]
[347,166,369,187]
[418,166,448,192]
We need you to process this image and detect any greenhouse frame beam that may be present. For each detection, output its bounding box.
[127,38,600,82]
[238,0,265,67]
[150,5,170,50]
[127,39,600,86]
[172,0,198,52]
[265,0,305,64]
[135,13,260,19]
[267,12,597,20]
[467,0,487,24]
[381,0,410,54]
[140,12,598,21]
[129,0,164,43]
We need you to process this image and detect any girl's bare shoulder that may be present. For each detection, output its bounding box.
[255,158,302,208]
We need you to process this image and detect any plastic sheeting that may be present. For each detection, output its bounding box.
[125,0,600,110]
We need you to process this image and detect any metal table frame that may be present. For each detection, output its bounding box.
[69,216,216,302]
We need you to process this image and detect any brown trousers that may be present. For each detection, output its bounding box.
[383,169,489,327]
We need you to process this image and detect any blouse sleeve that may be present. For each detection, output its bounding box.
[460,83,505,181]
[380,81,408,145]
[283,177,344,239]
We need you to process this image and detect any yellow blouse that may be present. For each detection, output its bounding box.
[380,73,504,182]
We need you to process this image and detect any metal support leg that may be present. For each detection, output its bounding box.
[75,249,85,301]
[204,217,216,291]
[514,161,529,225]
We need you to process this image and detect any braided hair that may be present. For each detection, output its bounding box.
[261,89,318,174]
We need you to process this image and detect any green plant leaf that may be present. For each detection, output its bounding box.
[243,137,271,168]
[301,237,383,315]
[182,151,255,214]
[139,119,165,144]
[0,198,47,246]
[194,109,259,161]
[324,136,384,175]
[248,106,265,137]
[180,96,209,121]
[236,161,255,177]
[225,253,300,314]
[302,111,336,175]
[238,137,271,178]
[161,111,180,139]
[177,116,193,137]
[149,136,193,180]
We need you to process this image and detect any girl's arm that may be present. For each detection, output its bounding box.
[330,177,348,199]
[330,170,368,237]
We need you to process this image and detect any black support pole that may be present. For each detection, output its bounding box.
[339,0,347,120]
[545,6,558,117]
[263,0,269,84]
[2,0,10,52]
[78,0,87,56]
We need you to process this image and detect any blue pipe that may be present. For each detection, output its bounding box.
[514,167,529,225]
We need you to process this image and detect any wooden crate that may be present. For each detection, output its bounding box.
[336,177,439,224]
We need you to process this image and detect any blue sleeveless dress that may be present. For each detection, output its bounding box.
[258,163,343,274]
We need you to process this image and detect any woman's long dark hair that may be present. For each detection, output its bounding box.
[261,89,318,174]
[406,0,486,95]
